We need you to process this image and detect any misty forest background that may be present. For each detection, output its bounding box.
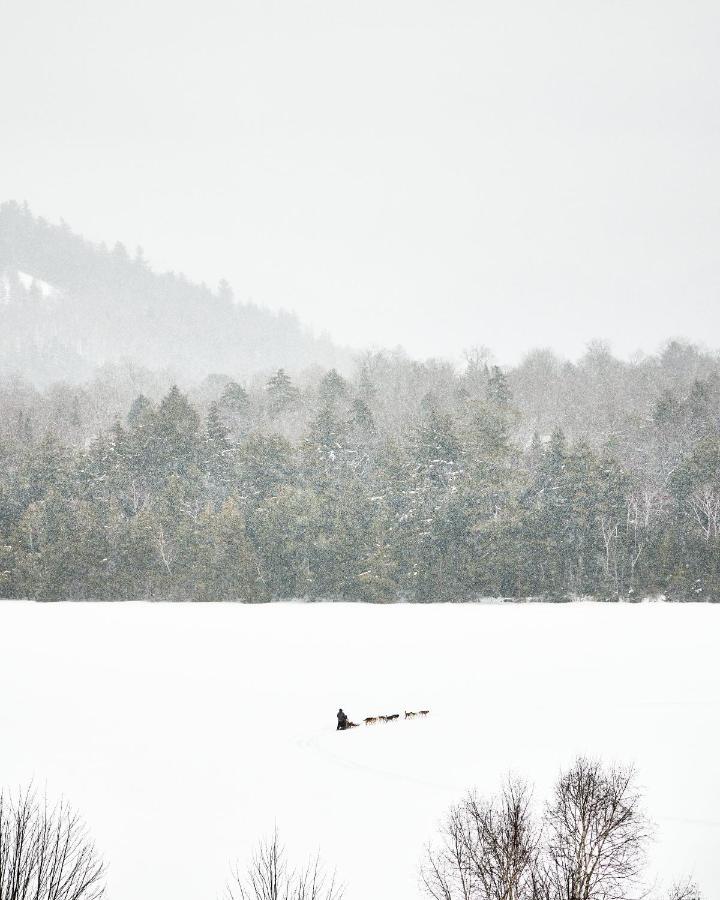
[1,202,719,602]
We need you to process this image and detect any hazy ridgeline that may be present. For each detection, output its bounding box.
[1,203,720,602]
[0,202,350,383]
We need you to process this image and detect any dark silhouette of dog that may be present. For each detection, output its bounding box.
[364,716,378,725]
[405,711,417,719]
[386,713,400,721]
[419,709,430,716]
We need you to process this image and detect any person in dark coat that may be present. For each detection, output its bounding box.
[337,708,348,730]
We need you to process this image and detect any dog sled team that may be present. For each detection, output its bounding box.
[336,708,429,730]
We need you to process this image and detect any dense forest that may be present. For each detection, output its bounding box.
[1,340,719,601]
[0,202,349,384]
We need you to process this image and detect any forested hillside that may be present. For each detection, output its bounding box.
[0,202,350,383]
[1,344,719,601]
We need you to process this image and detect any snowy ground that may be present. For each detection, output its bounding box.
[1,601,719,899]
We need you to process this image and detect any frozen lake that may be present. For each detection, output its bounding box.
[1,601,718,899]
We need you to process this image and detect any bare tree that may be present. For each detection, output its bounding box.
[540,758,651,900]
[424,761,701,900]
[663,880,702,900]
[422,800,478,900]
[688,486,720,541]
[422,778,540,900]
[226,829,343,900]
[0,787,106,900]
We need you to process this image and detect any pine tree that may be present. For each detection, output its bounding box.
[357,365,377,403]
[266,369,300,418]
[143,386,202,483]
[318,368,349,407]
[220,381,250,415]
[305,404,346,472]
[127,394,154,428]
[218,381,252,438]
[205,402,233,496]
[486,365,512,407]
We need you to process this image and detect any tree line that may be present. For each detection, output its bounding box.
[0,760,703,899]
[1,345,719,601]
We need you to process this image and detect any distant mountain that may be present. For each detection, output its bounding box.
[0,201,352,385]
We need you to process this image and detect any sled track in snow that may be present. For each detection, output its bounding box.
[295,730,720,830]
[295,730,462,794]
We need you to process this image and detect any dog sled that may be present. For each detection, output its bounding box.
[338,709,429,730]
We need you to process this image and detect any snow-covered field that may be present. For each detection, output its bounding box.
[1,601,718,899]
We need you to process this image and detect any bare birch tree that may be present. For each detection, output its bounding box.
[539,758,650,900]
[688,487,720,541]
[424,761,701,900]
[422,778,539,900]
[226,829,343,900]
[422,800,479,900]
[0,787,106,900]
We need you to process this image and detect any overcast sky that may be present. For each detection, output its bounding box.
[1,0,718,364]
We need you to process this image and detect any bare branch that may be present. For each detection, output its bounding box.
[540,757,651,900]
[226,829,343,900]
[0,787,106,900]
[421,777,540,900]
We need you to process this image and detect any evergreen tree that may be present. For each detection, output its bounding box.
[144,385,202,482]
[318,368,349,407]
[204,402,233,498]
[350,397,376,437]
[266,369,300,418]
[127,394,154,428]
[487,365,512,407]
